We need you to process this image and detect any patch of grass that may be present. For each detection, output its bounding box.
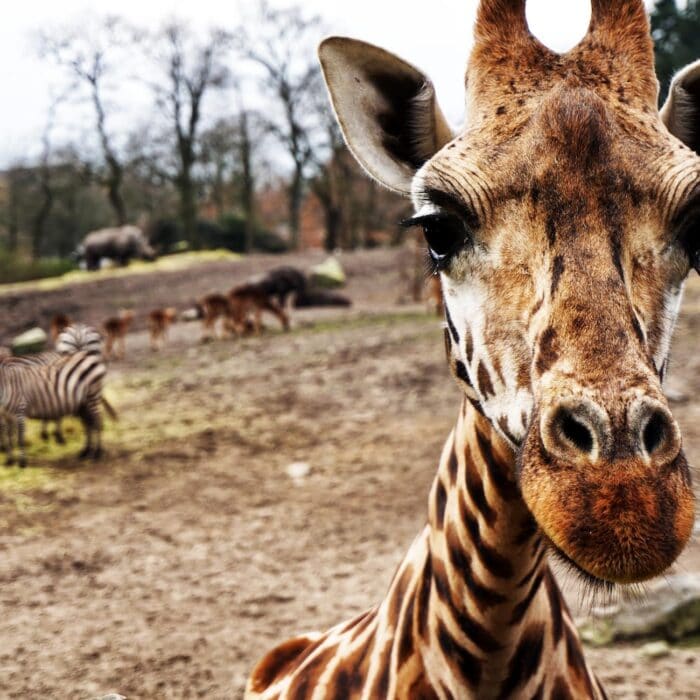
[0,420,83,517]
[296,310,439,335]
[0,249,241,297]
[0,307,444,517]
[676,634,700,648]
[0,256,76,285]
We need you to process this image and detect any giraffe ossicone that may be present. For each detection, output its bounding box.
[246,0,698,696]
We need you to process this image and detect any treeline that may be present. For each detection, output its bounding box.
[4,0,693,268]
[0,2,407,264]
[652,0,700,102]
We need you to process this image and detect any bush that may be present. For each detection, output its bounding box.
[147,219,181,253]
[217,216,288,254]
[147,217,288,255]
[0,255,75,284]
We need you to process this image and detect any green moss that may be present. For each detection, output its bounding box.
[676,635,700,648]
[0,307,444,520]
[0,249,241,296]
[296,310,438,334]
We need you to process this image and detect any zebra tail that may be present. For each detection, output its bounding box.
[101,397,118,421]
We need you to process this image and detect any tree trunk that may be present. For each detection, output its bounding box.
[323,205,342,252]
[31,177,53,261]
[288,163,304,250]
[179,169,198,247]
[106,163,127,226]
[239,112,256,253]
[7,175,19,253]
[92,79,127,226]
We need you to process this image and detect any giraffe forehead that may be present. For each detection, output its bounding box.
[420,85,698,229]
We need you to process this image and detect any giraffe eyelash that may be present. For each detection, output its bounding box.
[401,213,473,271]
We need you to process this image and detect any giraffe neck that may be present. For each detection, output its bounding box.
[385,398,601,698]
[247,398,604,699]
[428,398,544,620]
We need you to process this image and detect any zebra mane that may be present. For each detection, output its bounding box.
[55,324,103,357]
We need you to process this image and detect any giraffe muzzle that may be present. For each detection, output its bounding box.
[518,395,695,584]
[540,395,681,467]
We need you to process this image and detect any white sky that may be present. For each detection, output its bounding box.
[0,0,658,168]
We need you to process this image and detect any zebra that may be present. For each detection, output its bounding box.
[0,325,113,467]
[0,324,104,445]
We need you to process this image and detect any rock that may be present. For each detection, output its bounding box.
[11,327,47,356]
[286,462,311,480]
[310,257,346,288]
[577,574,700,645]
[579,622,615,647]
[181,307,201,322]
[638,641,671,659]
[665,386,689,404]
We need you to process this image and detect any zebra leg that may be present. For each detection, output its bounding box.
[40,420,49,441]
[92,414,103,460]
[17,414,26,468]
[78,411,92,460]
[79,401,102,460]
[2,416,15,467]
[54,419,65,445]
[91,395,104,460]
[0,417,7,454]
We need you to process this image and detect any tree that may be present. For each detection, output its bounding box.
[3,166,25,253]
[149,22,231,247]
[235,1,324,249]
[39,17,133,226]
[236,108,259,253]
[651,0,700,103]
[30,96,63,260]
[200,118,238,218]
[308,89,348,251]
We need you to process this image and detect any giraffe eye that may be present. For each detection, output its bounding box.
[677,223,700,274]
[686,231,700,273]
[673,200,700,274]
[402,213,471,267]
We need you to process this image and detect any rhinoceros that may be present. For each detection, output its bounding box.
[80,225,156,271]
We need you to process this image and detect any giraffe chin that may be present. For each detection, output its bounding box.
[517,426,696,585]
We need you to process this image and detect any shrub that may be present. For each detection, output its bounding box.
[147,217,288,255]
[0,255,75,284]
[217,216,288,254]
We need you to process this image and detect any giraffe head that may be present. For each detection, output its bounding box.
[319,0,698,585]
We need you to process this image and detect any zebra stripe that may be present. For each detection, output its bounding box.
[55,324,103,356]
[0,324,104,449]
[0,350,108,467]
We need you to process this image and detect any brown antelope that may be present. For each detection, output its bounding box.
[148,307,177,351]
[199,293,234,342]
[227,267,305,335]
[427,274,444,316]
[49,313,72,344]
[103,310,134,360]
[246,1,699,697]
[228,285,290,336]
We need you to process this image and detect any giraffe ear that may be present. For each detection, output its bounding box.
[661,59,700,155]
[318,37,454,195]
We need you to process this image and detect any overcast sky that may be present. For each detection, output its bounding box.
[0,0,659,168]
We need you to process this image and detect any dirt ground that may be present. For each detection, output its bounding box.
[0,248,698,699]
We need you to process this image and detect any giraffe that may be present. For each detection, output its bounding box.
[246,0,699,697]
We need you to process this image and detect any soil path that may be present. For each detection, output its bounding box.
[0,250,698,698]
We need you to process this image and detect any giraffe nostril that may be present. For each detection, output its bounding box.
[555,409,594,455]
[629,399,681,463]
[642,410,669,457]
